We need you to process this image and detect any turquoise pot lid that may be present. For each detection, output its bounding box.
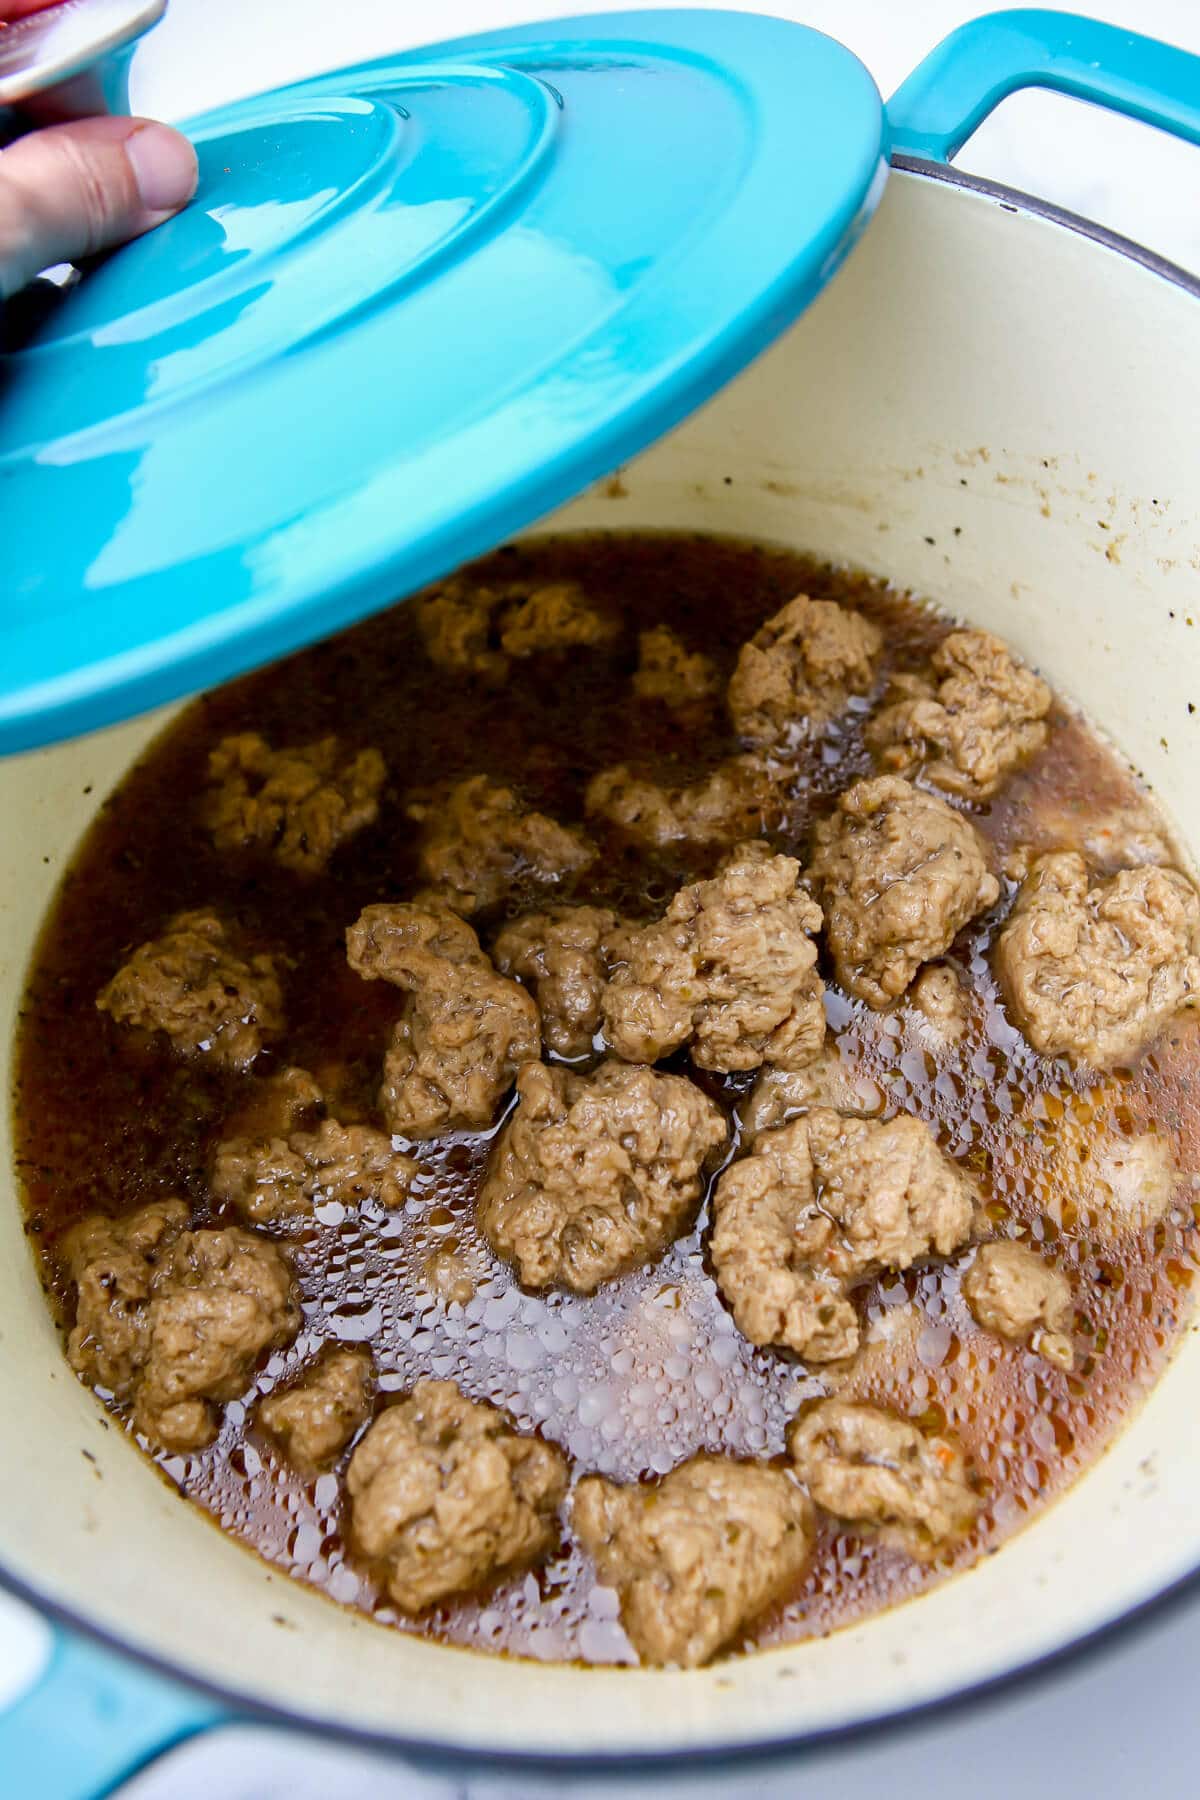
[0,8,886,752]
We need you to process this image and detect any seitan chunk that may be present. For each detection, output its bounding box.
[346,1380,566,1611]
[422,1245,481,1308]
[741,1049,888,1142]
[585,755,779,852]
[415,577,615,680]
[962,1241,1074,1369]
[493,904,634,1059]
[728,595,882,748]
[1086,1130,1181,1234]
[206,1065,413,1224]
[572,1455,814,1667]
[64,1199,191,1400]
[498,581,617,658]
[789,1399,979,1559]
[602,846,825,1072]
[710,1109,975,1361]
[908,963,970,1045]
[408,775,595,916]
[479,1059,726,1293]
[220,1065,324,1136]
[633,626,718,708]
[65,1200,299,1452]
[995,852,1200,1068]
[866,629,1052,800]
[259,1346,374,1471]
[414,577,509,682]
[346,902,540,1138]
[809,776,998,1007]
[97,909,284,1070]
[204,733,385,873]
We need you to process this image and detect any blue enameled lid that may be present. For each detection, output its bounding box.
[0,9,886,752]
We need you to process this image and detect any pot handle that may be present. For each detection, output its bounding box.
[886,7,1200,163]
[0,1624,229,1800]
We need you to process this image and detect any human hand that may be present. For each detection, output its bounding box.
[0,0,197,299]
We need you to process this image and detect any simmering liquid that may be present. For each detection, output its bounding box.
[14,532,1200,1662]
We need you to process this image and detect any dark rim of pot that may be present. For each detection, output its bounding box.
[3,158,1200,1783]
[892,154,1200,300]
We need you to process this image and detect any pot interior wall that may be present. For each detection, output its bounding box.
[2,169,1199,1758]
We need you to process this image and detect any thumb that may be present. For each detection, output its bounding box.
[0,115,197,300]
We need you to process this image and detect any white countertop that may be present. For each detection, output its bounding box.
[5,0,1200,1792]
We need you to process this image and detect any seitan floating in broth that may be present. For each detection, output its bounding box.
[16,530,1200,1670]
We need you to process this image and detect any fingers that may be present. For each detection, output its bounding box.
[0,113,197,299]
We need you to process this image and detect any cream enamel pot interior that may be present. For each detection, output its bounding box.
[5,25,1200,1781]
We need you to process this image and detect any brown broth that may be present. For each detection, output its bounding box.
[13,531,1200,1665]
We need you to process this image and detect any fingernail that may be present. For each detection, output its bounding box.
[126,122,199,216]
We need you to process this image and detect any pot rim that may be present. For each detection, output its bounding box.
[5,157,1200,1775]
[893,154,1200,301]
[5,1532,1200,1779]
